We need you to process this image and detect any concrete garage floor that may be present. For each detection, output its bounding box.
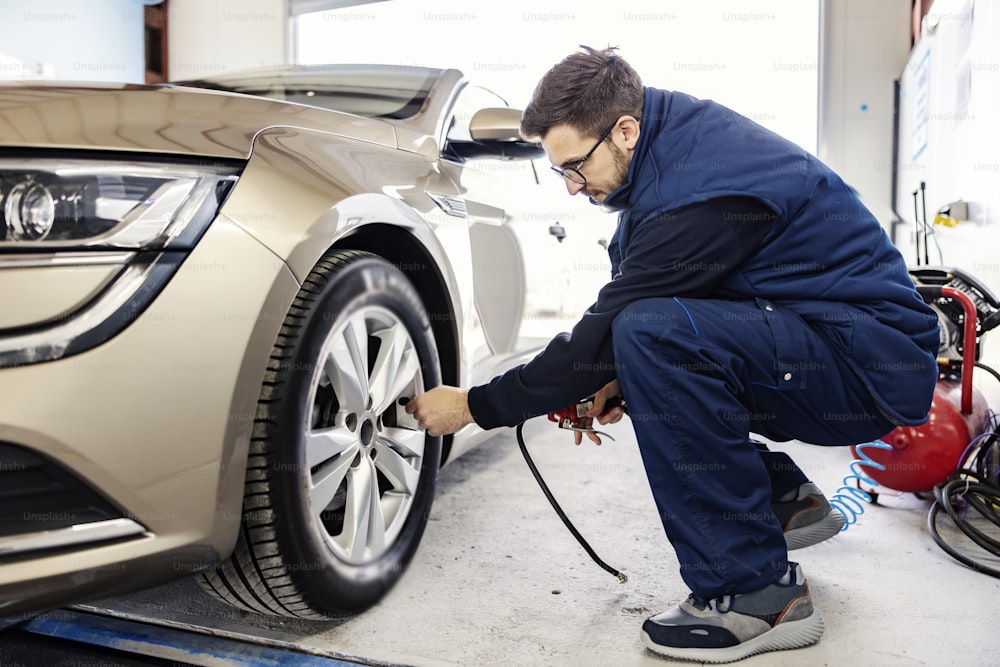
[78,416,999,666]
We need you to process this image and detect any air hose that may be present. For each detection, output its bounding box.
[927,427,1000,578]
[828,439,894,529]
[515,422,628,583]
[925,360,1000,578]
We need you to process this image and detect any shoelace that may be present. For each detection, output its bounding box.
[685,565,799,616]
[689,594,733,613]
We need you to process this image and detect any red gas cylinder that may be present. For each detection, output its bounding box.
[850,379,992,493]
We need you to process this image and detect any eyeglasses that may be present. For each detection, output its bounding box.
[550,123,616,186]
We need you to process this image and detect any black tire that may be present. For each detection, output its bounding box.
[199,250,442,618]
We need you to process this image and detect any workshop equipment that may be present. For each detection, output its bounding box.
[837,267,1000,577]
[847,268,999,494]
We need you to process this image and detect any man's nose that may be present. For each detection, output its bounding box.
[565,179,586,196]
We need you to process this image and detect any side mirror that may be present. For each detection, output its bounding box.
[446,108,545,161]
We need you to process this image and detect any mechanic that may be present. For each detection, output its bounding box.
[405,46,939,662]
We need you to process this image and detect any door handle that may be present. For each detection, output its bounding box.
[548,222,566,242]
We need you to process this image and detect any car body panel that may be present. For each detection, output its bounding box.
[212,125,484,392]
[219,124,537,398]
[0,83,398,159]
[0,532,217,617]
[0,260,123,329]
[0,218,296,563]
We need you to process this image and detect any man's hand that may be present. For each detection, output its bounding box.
[404,386,474,436]
[574,379,626,446]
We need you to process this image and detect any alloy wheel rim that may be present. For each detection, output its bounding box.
[305,305,425,564]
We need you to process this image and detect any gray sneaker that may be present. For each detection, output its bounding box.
[641,562,824,663]
[773,482,846,550]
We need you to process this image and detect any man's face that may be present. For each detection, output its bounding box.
[542,120,635,205]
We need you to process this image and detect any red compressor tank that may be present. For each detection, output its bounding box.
[851,379,992,493]
[851,283,994,493]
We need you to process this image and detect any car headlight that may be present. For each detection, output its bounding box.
[0,158,240,249]
[0,156,241,367]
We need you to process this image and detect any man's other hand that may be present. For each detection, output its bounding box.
[404,386,474,436]
[586,379,625,425]
[573,379,625,446]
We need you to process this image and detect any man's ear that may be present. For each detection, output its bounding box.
[617,116,641,150]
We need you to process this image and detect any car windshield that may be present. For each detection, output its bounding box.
[176,64,442,119]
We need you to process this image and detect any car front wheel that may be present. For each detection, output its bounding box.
[200,249,442,617]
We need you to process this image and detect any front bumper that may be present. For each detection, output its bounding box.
[0,215,298,615]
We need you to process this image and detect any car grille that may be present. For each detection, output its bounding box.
[0,442,145,555]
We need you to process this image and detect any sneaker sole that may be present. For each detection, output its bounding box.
[641,609,825,663]
[785,509,846,550]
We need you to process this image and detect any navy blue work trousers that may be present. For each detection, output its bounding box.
[611,297,896,598]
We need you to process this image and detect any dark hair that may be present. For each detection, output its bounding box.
[520,45,643,141]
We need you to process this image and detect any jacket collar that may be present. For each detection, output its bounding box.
[602,86,668,212]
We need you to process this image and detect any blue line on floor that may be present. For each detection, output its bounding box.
[19,610,369,667]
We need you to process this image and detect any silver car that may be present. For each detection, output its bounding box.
[0,64,611,618]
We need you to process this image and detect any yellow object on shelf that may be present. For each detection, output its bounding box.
[933,212,960,227]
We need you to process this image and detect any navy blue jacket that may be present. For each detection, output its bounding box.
[467,87,939,429]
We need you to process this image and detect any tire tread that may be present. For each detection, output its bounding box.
[197,250,385,619]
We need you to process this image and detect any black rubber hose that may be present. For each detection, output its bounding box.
[926,360,1000,577]
[928,468,1000,579]
[516,422,627,583]
[974,361,1000,387]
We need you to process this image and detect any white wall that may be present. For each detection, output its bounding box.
[894,0,999,287]
[818,0,912,228]
[821,0,1000,395]
[168,0,288,79]
[893,0,1000,394]
[0,0,146,82]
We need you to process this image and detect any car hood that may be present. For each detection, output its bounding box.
[0,82,398,159]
